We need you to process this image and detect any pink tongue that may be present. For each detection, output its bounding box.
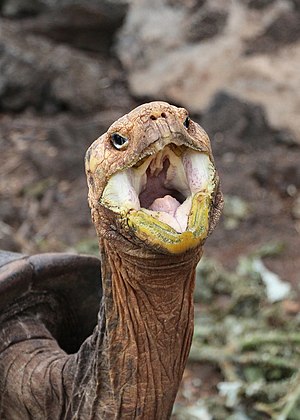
[149,195,181,216]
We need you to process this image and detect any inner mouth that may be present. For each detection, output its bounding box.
[139,159,186,209]
[101,144,215,233]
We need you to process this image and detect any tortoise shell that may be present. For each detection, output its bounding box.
[0,251,101,353]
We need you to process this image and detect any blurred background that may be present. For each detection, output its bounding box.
[0,0,299,418]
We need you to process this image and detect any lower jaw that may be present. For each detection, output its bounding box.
[126,192,211,254]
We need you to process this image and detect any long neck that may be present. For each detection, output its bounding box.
[95,239,202,419]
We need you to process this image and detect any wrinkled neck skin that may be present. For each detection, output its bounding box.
[92,238,202,419]
[0,237,202,420]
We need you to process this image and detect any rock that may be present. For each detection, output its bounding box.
[0,1,128,53]
[18,2,128,53]
[243,0,276,9]
[166,0,206,8]
[200,92,277,152]
[246,11,300,54]
[0,0,46,17]
[185,9,228,43]
[0,22,127,113]
[116,0,300,143]
[0,0,128,22]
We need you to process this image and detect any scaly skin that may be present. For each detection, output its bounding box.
[0,101,223,419]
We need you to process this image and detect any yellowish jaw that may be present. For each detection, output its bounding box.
[127,192,210,254]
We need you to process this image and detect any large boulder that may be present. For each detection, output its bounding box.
[0,22,128,113]
[116,0,300,142]
[1,1,128,53]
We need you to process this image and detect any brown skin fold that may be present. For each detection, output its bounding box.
[95,239,202,418]
[0,102,222,419]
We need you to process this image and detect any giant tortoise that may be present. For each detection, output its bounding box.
[0,101,222,419]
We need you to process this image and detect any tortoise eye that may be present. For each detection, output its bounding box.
[183,116,190,129]
[111,133,129,150]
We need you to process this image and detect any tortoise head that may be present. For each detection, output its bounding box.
[85,101,223,254]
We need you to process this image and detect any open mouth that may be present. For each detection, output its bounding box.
[100,143,216,251]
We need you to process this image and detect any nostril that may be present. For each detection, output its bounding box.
[161,112,167,118]
[150,115,157,120]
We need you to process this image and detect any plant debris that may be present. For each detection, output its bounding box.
[173,245,300,419]
[223,195,250,230]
